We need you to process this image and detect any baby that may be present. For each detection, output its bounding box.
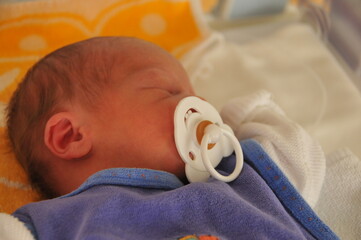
[5,37,338,239]
[7,36,194,198]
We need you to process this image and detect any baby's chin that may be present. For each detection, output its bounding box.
[169,167,187,184]
[163,156,186,180]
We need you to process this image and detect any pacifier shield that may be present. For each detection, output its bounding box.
[174,96,243,182]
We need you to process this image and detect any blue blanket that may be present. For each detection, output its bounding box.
[13,140,338,240]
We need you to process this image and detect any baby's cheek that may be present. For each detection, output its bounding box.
[167,139,186,176]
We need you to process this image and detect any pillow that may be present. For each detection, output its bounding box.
[0,0,211,213]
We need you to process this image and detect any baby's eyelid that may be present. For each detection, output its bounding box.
[144,77,178,89]
[168,88,181,95]
[140,76,167,87]
[160,85,180,95]
[139,82,177,95]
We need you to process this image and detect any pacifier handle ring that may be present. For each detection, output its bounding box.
[200,126,243,182]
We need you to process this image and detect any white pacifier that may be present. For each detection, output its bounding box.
[174,96,243,183]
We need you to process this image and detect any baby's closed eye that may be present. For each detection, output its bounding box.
[139,70,181,94]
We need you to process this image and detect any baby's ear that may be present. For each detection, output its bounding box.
[44,112,92,160]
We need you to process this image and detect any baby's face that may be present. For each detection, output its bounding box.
[88,40,194,179]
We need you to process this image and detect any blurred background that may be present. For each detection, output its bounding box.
[328,0,361,81]
[1,0,359,81]
[209,0,361,87]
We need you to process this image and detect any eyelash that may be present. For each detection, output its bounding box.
[161,87,179,96]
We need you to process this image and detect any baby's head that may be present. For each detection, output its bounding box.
[6,37,194,198]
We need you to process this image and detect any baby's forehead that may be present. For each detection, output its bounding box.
[63,37,185,89]
[86,39,163,67]
[105,42,180,72]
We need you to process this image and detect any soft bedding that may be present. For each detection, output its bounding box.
[184,20,361,240]
[0,0,360,239]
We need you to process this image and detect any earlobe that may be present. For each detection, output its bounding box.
[44,112,92,160]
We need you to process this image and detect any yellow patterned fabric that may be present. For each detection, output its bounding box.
[0,0,210,213]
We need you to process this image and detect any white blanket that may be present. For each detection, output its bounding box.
[182,22,361,240]
[0,213,34,240]
[183,23,361,159]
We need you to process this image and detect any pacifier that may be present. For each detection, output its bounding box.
[174,96,243,183]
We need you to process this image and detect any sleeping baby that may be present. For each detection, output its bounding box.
[5,36,338,239]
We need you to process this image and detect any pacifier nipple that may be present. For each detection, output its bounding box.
[174,96,243,183]
[196,120,216,149]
